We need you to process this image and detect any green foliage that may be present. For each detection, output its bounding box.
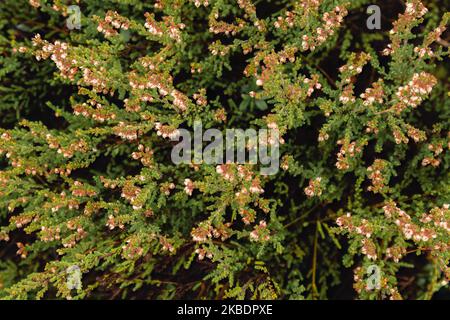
[0,0,449,300]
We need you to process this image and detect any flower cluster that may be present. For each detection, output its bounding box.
[170,89,189,112]
[160,182,176,196]
[122,237,144,260]
[216,164,235,181]
[131,144,154,167]
[383,0,429,55]
[195,247,213,260]
[71,181,97,197]
[304,177,323,197]
[361,238,377,260]
[113,122,139,141]
[336,213,373,239]
[386,246,407,263]
[360,80,384,106]
[249,220,270,242]
[191,222,232,243]
[1,0,449,301]
[414,24,447,58]
[382,202,440,243]
[32,35,77,80]
[121,182,142,210]
[423,137,448,167]
[338,53,370,104]
[394,72,437,111]
[154,122,180,139]
[192,0,209,7]
[73,102,116,122]
[144,13,185,43]
[367,159,389,193]
[97,11,130,37]
[184,178,195,196]
[335,140,363,170]
[301,6,348,51]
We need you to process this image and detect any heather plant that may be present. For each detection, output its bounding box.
[0,0,449,300]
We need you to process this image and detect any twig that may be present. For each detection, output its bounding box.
[311,221,319,299]
[437,39,449,48]
[283,204,320,228]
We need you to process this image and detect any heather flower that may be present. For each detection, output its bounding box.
[184,178,195,196]
[304,177,323,197]
[1,0,448,301]
[249,220,270,242]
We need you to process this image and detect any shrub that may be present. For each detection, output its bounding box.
[0,0,449,300]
